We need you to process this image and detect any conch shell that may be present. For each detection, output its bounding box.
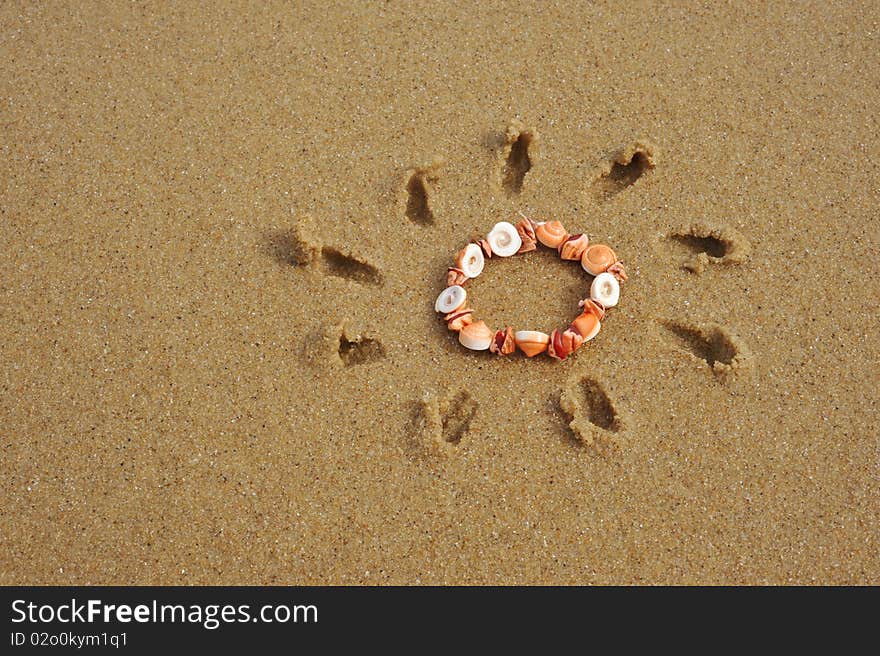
[489,327,516,355]
[558,233,589,261]
[458,320,494,351]
[514,330,550,357]
[547,328,584,361]
[535,220,568,248]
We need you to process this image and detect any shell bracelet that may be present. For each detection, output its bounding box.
[434,216,627,360]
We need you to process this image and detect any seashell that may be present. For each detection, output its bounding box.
[456,243,485,278]
[459,320,494,351]
[580,243,617,275]
[558,233,590,261]
[486,221,522,257]
[570,311,601,341]
[515,218,538,253]
[446,267,469,286]
[435,285,467,313]
[590,272,620,308]
[564,328,585,351]
[577,297,606,321]
[517,239,537,254]
[535,220,568,248]
[445,307,474,331]
[607,260,628,283]
[489,327,516,355]
[475,238,493,258]
[516,217,536,243]
[547,328,584,361]
[514,330,550,357]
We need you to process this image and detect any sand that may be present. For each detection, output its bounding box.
[1,2,877,585]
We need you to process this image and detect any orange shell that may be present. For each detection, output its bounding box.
[475,238,493,258]
[547,328,584,360]
[514,330,550,357]
[535,220,568,248]
[459,320,494,350]
[578,297,606,320]
[517,240,537,254]
[516,218,538,253]
[581,244,617,275]
[516,217,537,242]
[446,267,468,286]
[607,261,628,282]
[570,311,600,341]
[489,327,516,355]
[558,233,590,261]
[445,308,474,331]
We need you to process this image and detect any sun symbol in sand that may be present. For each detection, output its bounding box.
[277,120,753,456]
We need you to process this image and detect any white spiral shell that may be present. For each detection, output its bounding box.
[590,272,620,308]
[456,243,485,278]
[435,285,467,313]
[486,221,522,257]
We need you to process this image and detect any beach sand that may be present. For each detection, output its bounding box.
[1,1,877,584]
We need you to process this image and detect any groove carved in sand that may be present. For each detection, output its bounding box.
[658,319,752,385]
[304,322,386,368]
[403,160,442,226]
[560,377,623,447]
[271,216,384,286]
[415,389,478,453]
[592,140,656,201]
[320,247,384,286]
[500,120,537,195]
[667,222,750,273]
[269,214,321,266]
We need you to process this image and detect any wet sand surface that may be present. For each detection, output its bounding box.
[1,2,878,584]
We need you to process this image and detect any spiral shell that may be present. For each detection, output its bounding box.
[456,243,485,278]
[581,244,617,276]
[459,320,494,351]
[535,220,568,248]
[489,327,516,355]
[514,330,550,357]
[547,328,584,361]
[558,233,590,261]
[486,221,523,257]
[434,285,467,313]
[590,272,620,308]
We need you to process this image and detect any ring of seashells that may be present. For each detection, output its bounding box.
[434,216,627,360]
